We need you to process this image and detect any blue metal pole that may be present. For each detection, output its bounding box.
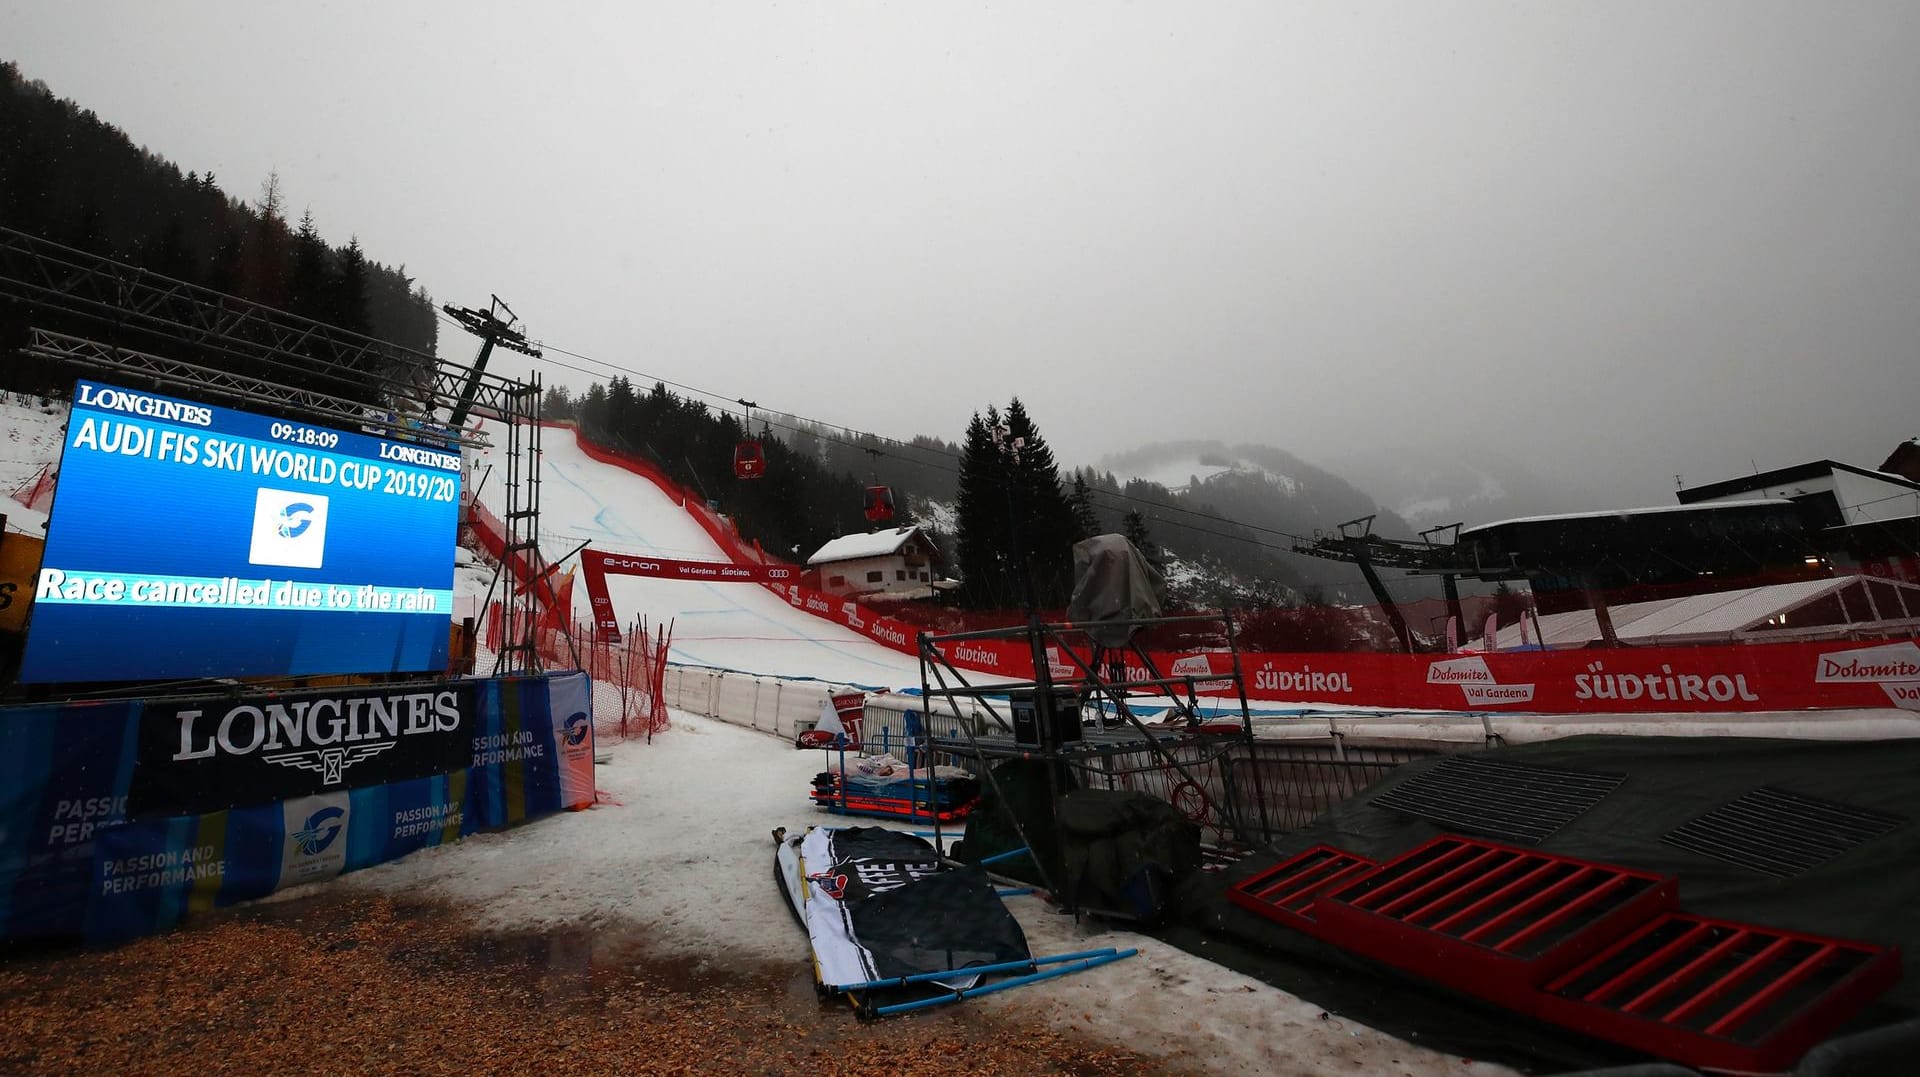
[827,948,1118,995]
[979,846,1031,867]
[996,887,1035,898]
[869,950,1140,1016]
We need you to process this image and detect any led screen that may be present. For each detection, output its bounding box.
[20,379,460,682]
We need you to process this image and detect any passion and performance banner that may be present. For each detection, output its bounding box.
[0,672,594,945]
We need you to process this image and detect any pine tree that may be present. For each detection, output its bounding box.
[257,170,285,224]
[950,399,1079,609]
[954,409,1011,608]
[1069,472,1101,540]
[1123,509,1165,572]
[336,236,370,334]
[605,376,638,449]
[541,384,575,421]
[579,383,610,439]
[288,208,327,319]
[1002,398,1076,605]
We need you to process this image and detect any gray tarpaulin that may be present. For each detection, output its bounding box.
[1067,534,1163,647]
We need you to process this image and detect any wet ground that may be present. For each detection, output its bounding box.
[0,890,1187,1076]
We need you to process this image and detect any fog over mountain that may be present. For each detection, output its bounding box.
[1098,440,1410,537]
[1089,440,1418,597]
[6,3,1914,517]
[1320,446,1621,532]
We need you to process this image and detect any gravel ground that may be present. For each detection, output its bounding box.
[0,890,1191,1077]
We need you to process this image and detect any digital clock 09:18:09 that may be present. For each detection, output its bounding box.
[268,422,340,449]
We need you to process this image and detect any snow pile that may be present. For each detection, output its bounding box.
[342,711,1513,1076]
[0,392,65,493]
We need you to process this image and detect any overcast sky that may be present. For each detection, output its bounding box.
[6,1,1917,508]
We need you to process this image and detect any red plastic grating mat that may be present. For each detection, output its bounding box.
[1532,910,1902,1072]
[1316,836,1678,990]
[1226,845,1380,933]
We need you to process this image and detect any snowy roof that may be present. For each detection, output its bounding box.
[1679,459,1920,504]
[1463,498,1795,535]
[806,526,927,566]
[1493,575,1920,649]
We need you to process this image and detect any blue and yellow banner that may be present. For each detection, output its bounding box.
[0,671,593,945]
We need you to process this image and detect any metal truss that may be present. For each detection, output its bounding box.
[22,328,483,448]
[0,224,530,424]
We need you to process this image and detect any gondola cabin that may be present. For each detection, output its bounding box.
[863,485,895,524]
[734,439,766,479]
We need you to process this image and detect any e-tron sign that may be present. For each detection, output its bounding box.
[20,380,460,682]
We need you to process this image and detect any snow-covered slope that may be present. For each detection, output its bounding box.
[1,393,64,535]
[0,393,63,491]
[469,421,929,689]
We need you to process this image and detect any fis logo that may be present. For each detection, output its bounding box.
[249,487,329,569]
[564,712,591,746]
[293,805,346,856]
[277,503,317,538]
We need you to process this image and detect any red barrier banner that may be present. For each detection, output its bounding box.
[579,549,802,643]
[764,580,929,661]
[465,497,566,623]
[579,553,618,641]
[586,550,800,585]
[1095,640,1920,714]
[772,591,1920,714]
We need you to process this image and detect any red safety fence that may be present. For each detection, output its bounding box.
[539,423,1920,716]
[558,616,673,743]
[464,495,569,628]
[480,603,673,742]
[760,572,1920,713]
[9,461,57,512]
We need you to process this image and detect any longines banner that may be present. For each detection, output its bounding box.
[127,682,478,818]
[1,672,591,946]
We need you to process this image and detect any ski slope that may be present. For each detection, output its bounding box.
[470,421,930,690]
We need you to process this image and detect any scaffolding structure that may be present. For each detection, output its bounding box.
[914,610,1276,917]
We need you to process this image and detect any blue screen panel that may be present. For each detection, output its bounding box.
[20,380,460,682]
